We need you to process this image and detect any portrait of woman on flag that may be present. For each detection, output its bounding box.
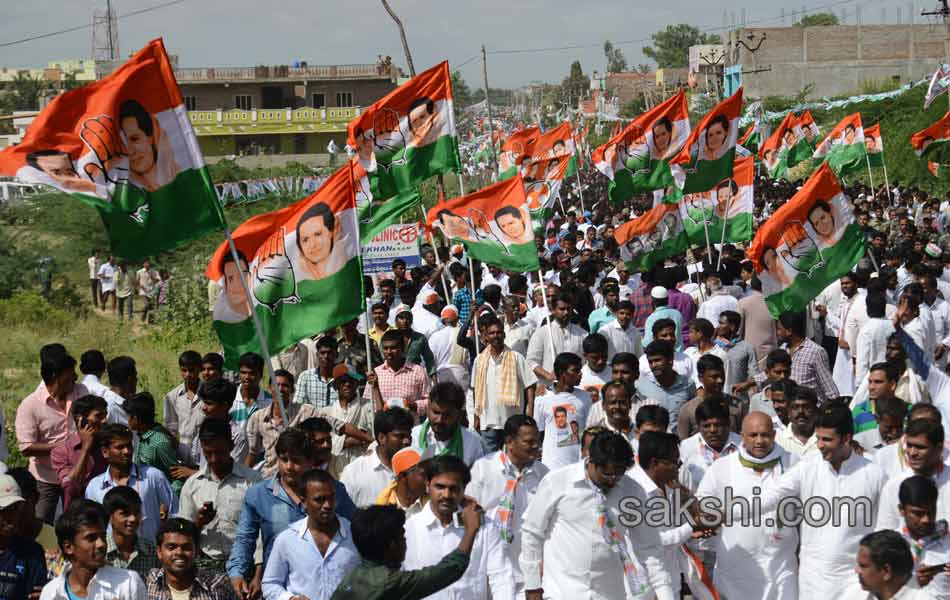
[713,178,738,220]
[293,201,350,281]
[213,250,252,324]
[493,204,533,246]
[116,99,180,192]
[699,114,731,161]
[806,199,842,247]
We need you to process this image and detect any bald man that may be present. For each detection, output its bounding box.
[695,412,800,600]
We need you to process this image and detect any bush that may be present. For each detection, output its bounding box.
[0,292,72,332]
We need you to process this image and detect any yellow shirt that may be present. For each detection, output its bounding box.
[368,325,391,346]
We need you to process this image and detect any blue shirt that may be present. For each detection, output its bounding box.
[453,287,484,327]
[642,306,684,351]
[0,538,47,600]
[261,516,360,600]
[85,463,177,543]
[226,476,357,578]
[635,372,696,431]
[588,306,615,333]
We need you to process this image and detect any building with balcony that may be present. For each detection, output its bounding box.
[174,62,398,155]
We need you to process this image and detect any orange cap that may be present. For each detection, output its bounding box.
[392,447,421,476]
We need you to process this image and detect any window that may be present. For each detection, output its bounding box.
[335,92,353,107]
[312,93,326,108]
[235,95,253,110]
[183,96,197,111]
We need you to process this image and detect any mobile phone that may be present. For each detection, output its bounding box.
[919,562,950,573]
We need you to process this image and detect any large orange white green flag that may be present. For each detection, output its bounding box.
[613,202,688,272]
[519,122,577,222]
[864,123,885,168]
[812,113,866,177]
[798,110,820,147]
[347,61,460,201]
[671,88,743,194]
[426,175,539,272]
[206,165,362,367]
[593,91,690,203]
[748,163,865,317]
[911,113,950,161]
[680,156,754,246]
[498,127,540,179]
[0,39,224,259]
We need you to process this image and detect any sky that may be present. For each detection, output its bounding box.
[0,0,932,89]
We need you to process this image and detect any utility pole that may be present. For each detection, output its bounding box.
[381,0,415,76]
[481,45,499,173]
[921,0,950,23]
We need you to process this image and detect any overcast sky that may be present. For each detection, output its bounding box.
[0,0,930,89]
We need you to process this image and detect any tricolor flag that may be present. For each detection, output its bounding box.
[523,122,578,177]
[924,64,950,109]
[929,162,941,177]
[0,39,224,259]
[206,165,363,367]
[426,175,539,272]
[671,88,743,194]
[681,156,754,247]
[797,110,821,147]
[784,115,814,168]
[593,91,690,203]
[347,61,460,201]
[748,163,865,317]
[521,153,571,227]
[613,202,688,272]
[864,123,885,168]
[812,113,867,177]
[498,127,540,180]
[759,112,796,180]
[738,123,760,156]
[911,113,950,160]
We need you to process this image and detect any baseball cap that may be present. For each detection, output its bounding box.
[332,363,365,382]
[650,286,668,300]
[392,447,421,476]
[0,475,24,508]
[394,304,412,317]
[423,292,440,306]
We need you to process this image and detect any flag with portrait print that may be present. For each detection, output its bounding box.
[613,202,688,272]
[812,113,867,177]
[864,123,885,168]
[681,156,754,247]
[593,91,690,203]
[0,39,225,259]
[738,123,760,156]
[426,175,539,272]
[206,164,363,368]
[498,127,540,180]
[346,61,460,201]
[748,163,865,317]
[924,64,950,109]
[671,88,742,194]
[758,112,798,180]
[911,113,950,162]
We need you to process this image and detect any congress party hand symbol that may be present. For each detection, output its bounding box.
[80,115,128,184]
[252,229,300,314]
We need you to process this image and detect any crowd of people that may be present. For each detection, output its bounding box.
[9,171,950,600]
[87,250,169,322]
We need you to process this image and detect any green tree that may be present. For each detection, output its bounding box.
[2,72,50,111]
[560,61,590,107]
[603,41,628,73]
[451,70,477,108]
[619,97,646,118]
[794,12,839,27]
[642,24,721,68]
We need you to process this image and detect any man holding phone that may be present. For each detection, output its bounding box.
[896,475,950,595]
[177,417,261,572]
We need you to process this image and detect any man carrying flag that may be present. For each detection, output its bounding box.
[813,113,867,177]
[0,39,224,259]
[427,175,539,273]
[593,91,690,204]
[347,61,461,201]
[206,166,363,367]
[748,162,866,317]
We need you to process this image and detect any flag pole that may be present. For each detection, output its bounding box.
[865,150,876,190]
[222,227,288,426]
[574,169,586,214]
[881,144,893,204]
[481,45,499,173]
[536,271,558,371]
[457,173,481,353]
[715,195,732,272]
[418,205,452,302]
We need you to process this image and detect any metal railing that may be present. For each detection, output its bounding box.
[174,64,386,82]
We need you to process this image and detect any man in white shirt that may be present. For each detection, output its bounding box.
[97,255,117,312]
[876,418,950,531]
[679,399,741,491]
[520,431,675,600]
[696,271,738,326]
[855,291,896,384]
[136,259,159,323]
[533,353,591,470]
[759,403,888,598]
[411,382,485,468]
[88,249,101,309]
[775,387,820,459]
[402,455,516,600]
[466,415,548,596]
[895,475,950,599]
[840,530,931,599]
[526,292,586,391]
[471,314,537,453]
[638,320,695,381]
[501,296,534,358]
[599,300,643,362]
[339,407,413,508]
[695,411,799,600]
[429,306,470,388]
[412,292,444,338]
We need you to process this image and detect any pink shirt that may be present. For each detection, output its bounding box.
[364,361,431,417]
[15,381,86,484]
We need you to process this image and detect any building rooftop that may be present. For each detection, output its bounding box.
[174,63,395,83]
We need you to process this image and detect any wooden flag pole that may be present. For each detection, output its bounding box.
[865,149,876,190]
[456,174,481,353]
[574,169,586,214]
[482,45,499,173]
[536,271,558,371]
[222,227,288,426]
[418,205,452,302]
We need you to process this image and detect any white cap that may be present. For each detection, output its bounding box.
[651,286,669,300]
[0,475,23,508]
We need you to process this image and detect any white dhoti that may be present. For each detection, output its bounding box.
[832,346,855,397]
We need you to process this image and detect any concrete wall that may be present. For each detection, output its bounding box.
[731,25,950,98]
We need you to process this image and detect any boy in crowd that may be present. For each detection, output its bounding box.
[163,350,203,460]
[103,486,158,580]
[147,518,236,600]
[125,392,183,493]
[0,474,47,600]
[51,394,108,511]
[534,352,592,470]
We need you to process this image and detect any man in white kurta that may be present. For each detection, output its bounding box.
[695,412,799,600]
[759,404,888,600]
[465,416,549,596]
[519,442,675,600]
[599,302,643,361]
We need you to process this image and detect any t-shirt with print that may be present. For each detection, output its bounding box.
[535,389,592,470]
[0,538,47,600]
